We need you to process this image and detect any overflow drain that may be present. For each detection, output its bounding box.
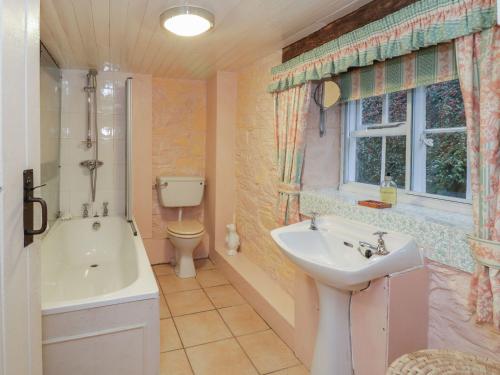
[90,264,98,268]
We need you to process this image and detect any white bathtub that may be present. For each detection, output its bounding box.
[41,216,159,375]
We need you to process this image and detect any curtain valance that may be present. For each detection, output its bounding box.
[268,0,496,93]
[336,42,458,101]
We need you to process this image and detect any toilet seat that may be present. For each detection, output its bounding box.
[167,220,204,238]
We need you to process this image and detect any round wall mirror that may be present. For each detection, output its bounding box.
[322,80,340,108]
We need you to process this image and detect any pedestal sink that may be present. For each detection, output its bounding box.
[271,215,423,375]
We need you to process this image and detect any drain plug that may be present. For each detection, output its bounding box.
[90,264,98,268]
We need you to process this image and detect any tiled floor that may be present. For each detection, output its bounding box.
[153,259,309,375]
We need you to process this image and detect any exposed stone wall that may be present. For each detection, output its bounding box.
[235,52,297,295]
[152,78,207,255]
[234,53,344,295]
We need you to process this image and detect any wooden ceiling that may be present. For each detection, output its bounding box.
[41,0,370,79]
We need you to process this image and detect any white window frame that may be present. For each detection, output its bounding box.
[341,83,472,214]
[344,91,412,188]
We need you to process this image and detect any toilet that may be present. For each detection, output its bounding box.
[157,176,205,278]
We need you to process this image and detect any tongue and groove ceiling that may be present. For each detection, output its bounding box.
[41,0,370,79]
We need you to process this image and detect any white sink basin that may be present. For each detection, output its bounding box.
[270,215,423,375]
[271,215,422,291]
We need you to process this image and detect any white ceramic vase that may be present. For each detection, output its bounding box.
[225,224,240,256]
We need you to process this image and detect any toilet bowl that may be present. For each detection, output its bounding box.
[167,220,204,278]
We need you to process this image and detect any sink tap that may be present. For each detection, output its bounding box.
[82,203,89,218]
[373,231,389,255]
[358,232,389,258]
[102,201,109,217]
[309,212,319,230]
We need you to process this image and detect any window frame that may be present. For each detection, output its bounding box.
[340,83,472,213]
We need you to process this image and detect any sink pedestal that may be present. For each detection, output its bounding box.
[311,282,352,375]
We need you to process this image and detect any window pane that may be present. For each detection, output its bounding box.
[388,91,407,123]
[361,95,383,125]
[355,137,382,185]
[426,80,466,129]
[426,132,467,198]
[385,136,406,188]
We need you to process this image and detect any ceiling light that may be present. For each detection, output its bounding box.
[160,6,214,37]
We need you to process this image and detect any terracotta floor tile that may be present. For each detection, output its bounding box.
[204,284,246,308]
[238,330,299,374]
[219,304,268,336]
[185,338,258,375]
[194,258,216,270]
[153,263,175,276]
[160,318,182,352]
[196,269,229,288]
[158,274,200,294]
[269,365,309,375]
[160,350,193,375]
[165,289,214,317]
[159,294,171,319]
[174,310,232,347]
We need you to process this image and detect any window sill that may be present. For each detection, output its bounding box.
[300,188,474,273]
[340,183,472,222]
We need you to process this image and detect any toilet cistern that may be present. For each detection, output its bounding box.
[156,176,205,278]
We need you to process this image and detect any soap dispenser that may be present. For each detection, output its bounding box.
[380,173,397,205]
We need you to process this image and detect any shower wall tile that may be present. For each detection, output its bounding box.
[59,69,132,218]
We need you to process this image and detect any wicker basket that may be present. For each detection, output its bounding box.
[387,349,500,374]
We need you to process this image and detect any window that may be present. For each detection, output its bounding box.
[343,79,470,201]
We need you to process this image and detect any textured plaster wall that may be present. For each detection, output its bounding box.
[235,52,297,295]
[234,53,344,295]
[151,78,208,261]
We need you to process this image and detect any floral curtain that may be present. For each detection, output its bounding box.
[336,43,458,102]
[274,82,312,225]
[268,0,496,93]
[455,26,500,330]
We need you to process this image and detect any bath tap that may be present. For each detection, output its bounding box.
[103,202,109,217]
[82,203,89,218]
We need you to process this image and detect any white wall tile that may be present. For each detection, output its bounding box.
[113,113,126,140]
[68,112,87,141]
[113,163,126,190]
[114,139,126,164]
[60,69,127,217]
[70,189,91,217]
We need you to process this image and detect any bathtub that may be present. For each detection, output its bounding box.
[41,216,159,375]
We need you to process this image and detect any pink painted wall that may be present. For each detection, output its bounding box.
[234,51,297,295]
[302,93,342,190]
[148,77,208,264]
[427,260,500,358]
[205,72,238,254]
[205,76,217,252]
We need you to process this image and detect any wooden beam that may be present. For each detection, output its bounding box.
[282,0,418,63]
